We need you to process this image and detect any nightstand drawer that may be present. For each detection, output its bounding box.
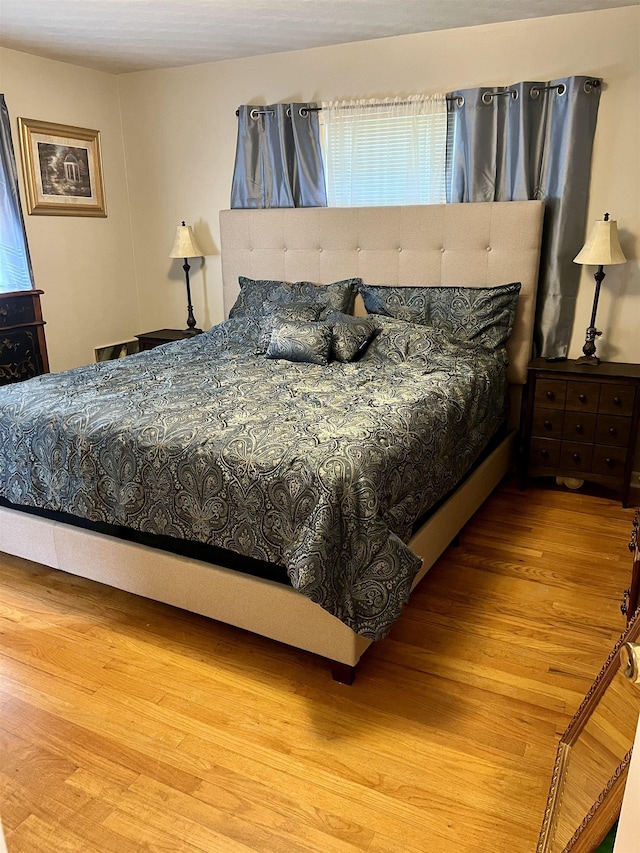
[530,437,561,469]
[532,409,563,438]
[535,379,566,409]
[598,384,635,416]
[0,295,36,327]
[565,381,599,412]
[562,411,596,443]
[595,415,631,447]
[559,441,593,471]
[591,445,627,477]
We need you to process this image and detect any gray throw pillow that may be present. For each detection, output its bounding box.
[265,320,332,365]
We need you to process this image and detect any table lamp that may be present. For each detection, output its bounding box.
[573,213,627,365]
[169,221,204,334]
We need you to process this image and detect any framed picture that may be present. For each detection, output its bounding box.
[17,118,106,217]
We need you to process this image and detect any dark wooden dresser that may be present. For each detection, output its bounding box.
[0,289,49,385]
[521,358,640,507]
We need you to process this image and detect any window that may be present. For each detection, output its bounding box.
[320,95,448,207]
[0,95,34,293]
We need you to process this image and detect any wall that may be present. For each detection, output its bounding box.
[119,5,640,366]
[1,7,638,372]
[0,47,139,371]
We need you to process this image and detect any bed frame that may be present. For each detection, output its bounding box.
[0,201,544,682]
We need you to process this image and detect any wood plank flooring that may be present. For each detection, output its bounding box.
[0,479,637,853]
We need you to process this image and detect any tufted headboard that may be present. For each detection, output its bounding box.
[219,201,544,384]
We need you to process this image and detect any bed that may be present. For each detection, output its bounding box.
[0,201,543,682]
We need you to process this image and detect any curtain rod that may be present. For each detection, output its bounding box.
[235,96,462,119]
[235,79,601,117]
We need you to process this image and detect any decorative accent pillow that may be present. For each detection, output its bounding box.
[230,276,359,320]
[325,311,377,363]
[265,320,332,365]
[256,301,322,353]
[365,316,442,364]
[358,282,522,350]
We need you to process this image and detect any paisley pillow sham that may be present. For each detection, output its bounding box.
[358,282,522,351]
[265,319,333,365]
[230,276,359,320]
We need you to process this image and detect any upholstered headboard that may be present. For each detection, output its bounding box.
[219,201,544,384]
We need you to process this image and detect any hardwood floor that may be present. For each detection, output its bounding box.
[0,479,636,853]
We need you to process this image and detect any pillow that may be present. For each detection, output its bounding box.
[230,276,359,320]
[423,282,522,350]
[325,311,377,363]
[366,317,442,364]
[358,284,435,324]
[358,282,522,350]
[265,320,332,365]
[256,301,322,353]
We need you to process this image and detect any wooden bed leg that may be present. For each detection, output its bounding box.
[331,662,356,685]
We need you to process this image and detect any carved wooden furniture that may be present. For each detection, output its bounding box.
[522,359,640,507]
[0,289,49,386]
[622,510,640,626]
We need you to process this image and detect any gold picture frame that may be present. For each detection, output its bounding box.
[17,118,106,217]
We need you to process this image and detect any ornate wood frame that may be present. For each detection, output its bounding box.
[537,610,640,852]
[17,117,106,216]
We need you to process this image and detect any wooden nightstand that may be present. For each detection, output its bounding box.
[521,358,640,507]
[135,328,201,351]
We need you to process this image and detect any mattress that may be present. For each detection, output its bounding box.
[0,314,509,639]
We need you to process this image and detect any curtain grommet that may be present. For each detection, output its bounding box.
[250,108,261,120]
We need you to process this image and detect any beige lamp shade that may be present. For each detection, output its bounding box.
[573,216,627,266]
[169,221,204,259]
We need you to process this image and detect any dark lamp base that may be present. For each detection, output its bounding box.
[184,328,203,335]
[576,353,600,366]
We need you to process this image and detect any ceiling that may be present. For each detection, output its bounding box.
[0,0,637,75]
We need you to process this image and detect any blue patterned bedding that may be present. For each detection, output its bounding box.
[0,316,509,639]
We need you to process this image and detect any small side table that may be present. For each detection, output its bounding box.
[135,328,201,352]
[521,358,640,508]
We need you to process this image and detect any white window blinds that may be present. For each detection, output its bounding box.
[319,95,448,207]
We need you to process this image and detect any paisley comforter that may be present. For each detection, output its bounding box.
[0,316,509,639]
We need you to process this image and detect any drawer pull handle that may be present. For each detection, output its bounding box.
[0,308,7,316]
[546,391,555,401]
[572,452,581,462]
[608,427,617,436]
[613,396,622,406]
[575,424,584,434]
[578,393,587,403]
[541,450,549,459]
[605,457,614,467]
[544,420,553,430]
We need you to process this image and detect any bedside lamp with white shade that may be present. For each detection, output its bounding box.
[573,212,627,365]
[169,221,204,334]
